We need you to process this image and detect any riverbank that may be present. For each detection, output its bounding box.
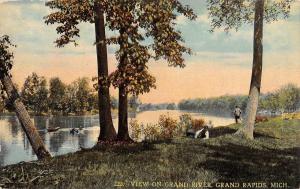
[0,116,299,189]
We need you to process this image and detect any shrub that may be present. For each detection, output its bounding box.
[130,114,190,142]
[129,119,142,141]
[144,124,160,142]
[255,115,268,123]
[158,114,179,139]
[178,114,192,134]
[192,118,205,130]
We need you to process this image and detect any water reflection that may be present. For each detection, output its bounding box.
[0,110,234,166]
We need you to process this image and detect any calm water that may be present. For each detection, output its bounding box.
[0,110,234,166]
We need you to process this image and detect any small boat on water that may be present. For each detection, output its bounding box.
[47,127,60,132]
[70,128,79,134]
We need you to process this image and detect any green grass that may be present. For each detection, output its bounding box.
[0,117,299,189]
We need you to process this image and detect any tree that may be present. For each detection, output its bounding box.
[45,0,117,141]
[87,92,99,111]
[62,81,78,115]
[106,0,196,140]
[207,0,294,139]
[49,77,66,114]
[61,78,93,114]
[278,84,300,112]
[21,72,49,115]
[75,77,92,114]
[45,0,196,141]
[259,92,280,113]
[0,35,51,159]
[166,103,176,110]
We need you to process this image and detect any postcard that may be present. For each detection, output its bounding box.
[0,0,299,188]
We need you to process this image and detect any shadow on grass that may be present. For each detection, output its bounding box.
[197,142,300,187]
[210,125,278,139]
[210,127,237,138]
[90,141,158,155]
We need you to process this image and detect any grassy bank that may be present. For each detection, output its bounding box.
[0,117,299,189]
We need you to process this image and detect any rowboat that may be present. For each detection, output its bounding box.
[47,127,60,132]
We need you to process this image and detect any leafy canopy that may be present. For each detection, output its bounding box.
[207,0,295,32]
[0,35,15,77]
[45,0,196,95]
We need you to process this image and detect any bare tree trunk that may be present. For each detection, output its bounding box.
[116,28,132,141]
[1,74,51,159]
[94,3,117,141]
[235,0,264,139]
[117,86,131,141]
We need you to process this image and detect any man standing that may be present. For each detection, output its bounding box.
[233,106,242,124]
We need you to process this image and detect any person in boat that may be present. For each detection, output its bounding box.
[70,128,79,134]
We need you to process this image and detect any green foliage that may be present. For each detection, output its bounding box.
[0,73,119,115]
[0,35,15,77]
[49,77,66,113]
[207,0,295,32]
[259,84,300,113]
[0,35,16,109]
[178,113,193,132]
[178,95,248,115]
[44,0,94,47]
[277,83,300,112]
[21,73,49,115]
[158,114,179,139]
[139,103,178,111]
[131,114,185,142]
[129,119,142,141]
[166,103,176,110]
[143,123,161,142]
[179,84,300,114]
[62,77,93,115]
[45,0,196,97]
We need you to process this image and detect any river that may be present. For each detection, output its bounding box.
[0,110,234,166]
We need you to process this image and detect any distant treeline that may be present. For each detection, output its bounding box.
[0,72,143,116]
[178,84,300,115]
[139,103,176,112]
[0,73,99,115]
[1,74,298,116]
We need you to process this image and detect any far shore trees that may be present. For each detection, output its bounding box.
[49,77,66,114]
[0,35,51,159]
[21,72,49,115]
[207,0,294,139]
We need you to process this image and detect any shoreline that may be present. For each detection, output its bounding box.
[0,115,299,188]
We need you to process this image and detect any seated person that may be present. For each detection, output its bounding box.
[194,126,209,139]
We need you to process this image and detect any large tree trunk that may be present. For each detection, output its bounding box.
[116,28,132,141]
[117,86,131,141]
[94,3,117,141]
[1,74,51,159]
[235,0,264,139]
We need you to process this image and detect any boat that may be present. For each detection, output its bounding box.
[47,127,60,132]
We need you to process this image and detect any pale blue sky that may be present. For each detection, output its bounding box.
[0,0,299,103]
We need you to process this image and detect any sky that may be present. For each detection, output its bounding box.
[0,0,299,103]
